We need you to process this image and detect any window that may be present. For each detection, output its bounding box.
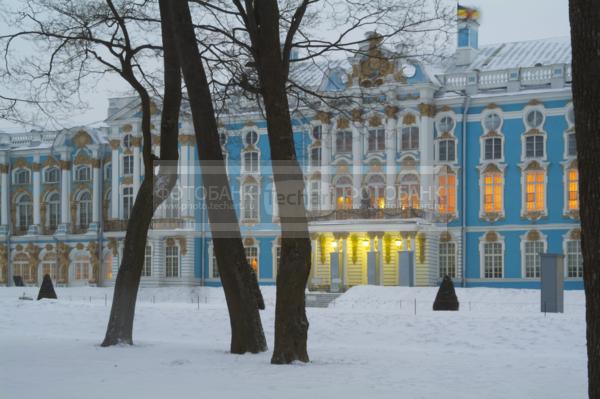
[75,166,90,182]
[525,170,545,212]
[123,187,133,220]
[242,183,259,220]
[245,130,258,146]
[312,125,322,141]
[165,191,180,219]
[439,242,456,278]
[17,194,33,230]
[245,245,259,274]
[309,180,320,210]
[335,130,352,153]
[15,169,30,185]
[41,261,57,282]
[525,135,544,158]
[74,257,90,281]
[524,240,544,278]
[243,151,259,173]
[438,116,455,133]
[526,110,544,129]
[401,126,419,150]
[566,239,583,278]
[483,242,503,278]
[123,134,132,148]
[438,173,456,214]
[211,248,220,278]
[44,168,59,183]
[567,133,577,157]
[166,244,179,277]
[13,261,30,281]
[142,246,152,277]
[105,164,112,180]
[483,172,503,213]
[399,174,420,210]
[483,112,502,131]
[367,128,385,152]
[567,168,579,211]
[484,137,502,160]
[310,147,321,168]
[46,192,60,230]
[334,176,353,210]
[367,175,385,209]
[438,139,456,162]
[78,192,92,229]
[123,155,134,175]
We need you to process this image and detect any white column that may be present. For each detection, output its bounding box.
[92,157,101,224]
[320,123,332,211]
[133,139,141,197]
[341,235,348,288]
[110,140,120,219]
[351,121,363,208]
[377,234,384,285]
[32,156,41,231]
[0,160,8,228]
[60,152,70,226]
[419,98,435,211]
[385,116,397,208]
[179,136,190,217]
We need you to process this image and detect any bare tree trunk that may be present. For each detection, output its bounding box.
[101,0,181,346]
[245,0,311,364]
[166,0,267,354]
[569,1,600,396]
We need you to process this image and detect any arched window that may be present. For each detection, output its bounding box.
[401,126,419,150]
[437,116,455,133]
[439,238,456,278]
[334,176,353,210]
[567,167,579,211]
[399,174,420,210]
[123,134,132,149]
[41,259,57,282]
[243,151,259,173]
[367,127,385,152]
[13,256,30,281]
[242,180,259,220]
[166,243,179,278]
[367,174,385,209]
[123,155,134,175]
[483,112,502,131]
[523,233,544,278]
[73,255,90,281]
[104,163,112,180]
[142,245,152,277]
[16,193,33,231]
[78,191,92,229]
[524,167,545,212]
[244,240,259,275]
[44,168,59,184]
[46,192,60,230]
[482,168,503,213]
[438,170,456,215]
[15,169,30,185]
[566,237,583,278]
[244,130,258,146]
[525,109,544,129]
[75,165,90,182]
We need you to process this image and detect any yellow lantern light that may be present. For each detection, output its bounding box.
[394,239,402,248]
[331,241,338,249]
[362,239,370,248]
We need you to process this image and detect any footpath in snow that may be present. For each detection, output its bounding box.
[0,285,587,399]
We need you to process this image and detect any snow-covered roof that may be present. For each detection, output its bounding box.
[447,36,571,73]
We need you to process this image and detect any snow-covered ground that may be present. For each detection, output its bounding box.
[0,286,587,399]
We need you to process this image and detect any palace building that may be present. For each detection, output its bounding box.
[0,12,582,289]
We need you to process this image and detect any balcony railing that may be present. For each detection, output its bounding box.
[103,218,186,232]
[307,207,423,222]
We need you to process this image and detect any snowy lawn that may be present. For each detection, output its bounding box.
[0,286,587,399]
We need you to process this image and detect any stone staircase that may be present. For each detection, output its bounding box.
[305,292,342,308]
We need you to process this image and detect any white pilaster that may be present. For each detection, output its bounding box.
[385,117,397,208]
[92,158,100,224]
[32,155,41,231]
[419,97,435,210]
[351,122,362,208]
[110,141,119,219]
[180,138,190,217]
[341,236,348,288]
[320,123,332,211]
[59,151,70,227]
[377,234,384,286]
[0,157,8,230]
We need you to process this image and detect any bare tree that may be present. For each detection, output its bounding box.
[568,0,600,396]
[187,0,451,364]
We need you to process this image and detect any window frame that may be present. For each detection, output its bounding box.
[439,241,457,279]
[165,244,180,278]
[335,130,352,154]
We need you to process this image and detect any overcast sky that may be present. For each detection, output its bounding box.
[0,0,570,132]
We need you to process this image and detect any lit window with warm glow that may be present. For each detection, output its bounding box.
[567,168,579,211]
[483,172,503,213]
[245,246,259,274]
[438,174,456,214]
[525,170,545,212]
[334,177,353,210]
[399,174,420,210]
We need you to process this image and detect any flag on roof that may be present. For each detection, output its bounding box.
[457,4,480,21]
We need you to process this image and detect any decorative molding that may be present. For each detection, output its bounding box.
[73,130,92,148]
[110,139,121,150]
[121,124,133,133]
[59,160,71,170]
[175,236,188,255]
[131,137,142,147]
[91,159,101,168]
[351,108,363,122]
[402,113,416,125]
[314,111,331,124]
[73,152,91,165]
[337,117,350,129]
[0,164,8,173]
[418,103,436,117]
[13,158,30,169]
[31,163,41,172]
[368,114,382,127]
[178,134,196,145]
[384,105,399,118]
[107,238,119,257]
[122,176,133,185]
